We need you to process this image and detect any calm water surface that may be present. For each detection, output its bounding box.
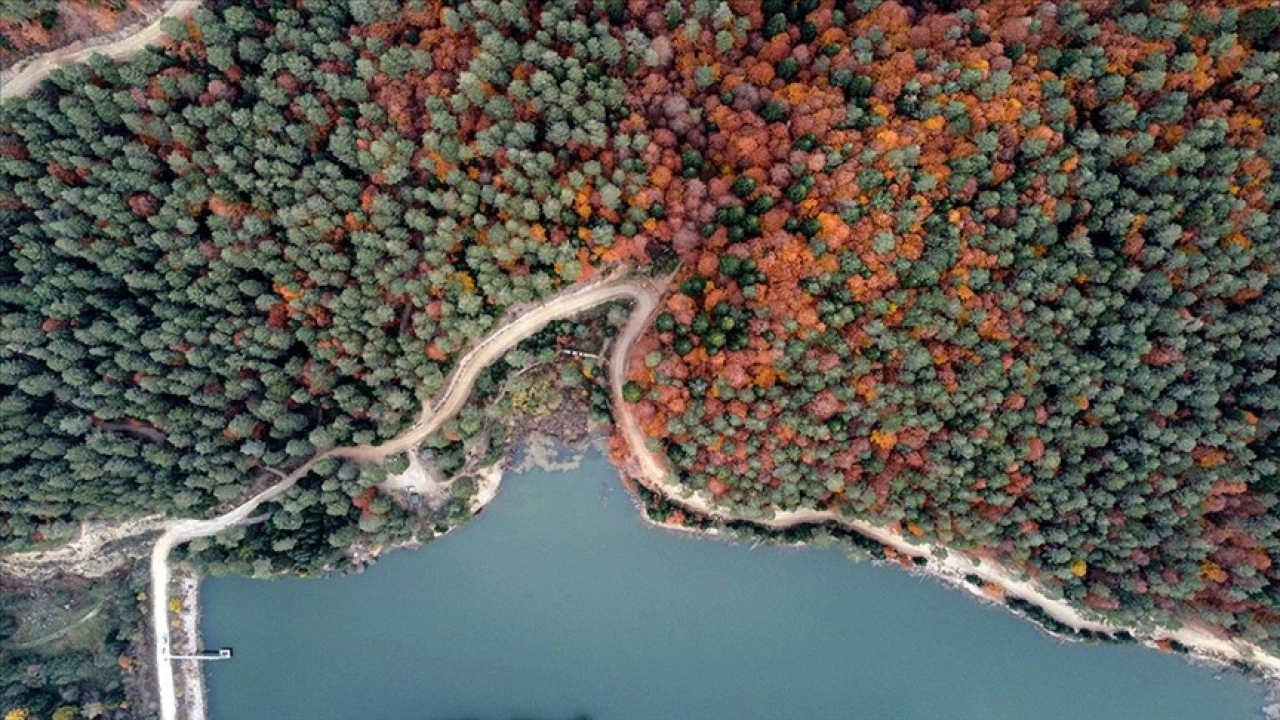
[203,451,1268,719]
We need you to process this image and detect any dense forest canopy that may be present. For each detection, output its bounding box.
[1,0,1279,670]
[0,570,144,719]
[621,0,1280,645]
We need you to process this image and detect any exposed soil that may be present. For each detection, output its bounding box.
[0,516,167,581]
[512,388,596,448]
[1,0,197,99]
[0,0,168,72]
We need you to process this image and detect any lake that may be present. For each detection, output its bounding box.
[202,449,1269,719]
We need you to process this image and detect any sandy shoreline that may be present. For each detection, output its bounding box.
[169,570,208,720]
[468,462,505,514]
[611,430,1280,684]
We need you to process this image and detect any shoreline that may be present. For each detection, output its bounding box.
[181,445,1278,720]
[175,441,1278,720]
[468,462,506,514]
[168,569,208,720]
[609,422,1280,686]
[174,464,1280,720]
[12,269,1276,714]
[386,430,1280,687]
[620,465,1280,695]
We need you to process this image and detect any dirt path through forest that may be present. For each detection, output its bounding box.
[0,0,198,100]
[151,271,665,720]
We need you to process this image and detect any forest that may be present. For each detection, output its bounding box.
[0,0,1278,709]
[618,0,1280,647]
[0,567,146,720]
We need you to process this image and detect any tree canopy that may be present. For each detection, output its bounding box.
[1,0,1279,665]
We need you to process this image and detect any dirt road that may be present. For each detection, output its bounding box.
[151,273,665,720]
[1,1,198,99]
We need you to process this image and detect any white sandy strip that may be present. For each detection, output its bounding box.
[468,463,505,514]
[172,573,208,720]
[1,1,200,99]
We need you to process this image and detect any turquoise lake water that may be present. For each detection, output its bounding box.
[202,450,1269,719]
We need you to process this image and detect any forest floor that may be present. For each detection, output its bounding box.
[0,0,198,100]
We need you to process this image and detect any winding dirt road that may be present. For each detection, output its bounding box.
[151,272,665,720]
[0,1,198,100]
